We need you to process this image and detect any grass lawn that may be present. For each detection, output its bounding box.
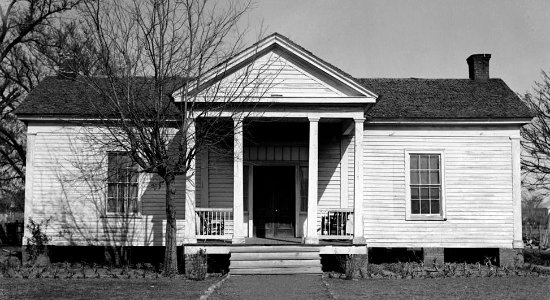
[326,277,550,299]
[0,277,219,299]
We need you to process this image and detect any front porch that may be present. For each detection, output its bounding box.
[184,117,367,246]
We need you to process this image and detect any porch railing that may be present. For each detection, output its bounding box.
[195,208,234,239]
[319,208,354,239]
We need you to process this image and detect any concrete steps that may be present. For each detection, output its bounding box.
[229,246,322,275]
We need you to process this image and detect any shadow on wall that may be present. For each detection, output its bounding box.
[42,129,189,265]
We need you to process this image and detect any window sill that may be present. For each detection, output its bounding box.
[406,215,446,221]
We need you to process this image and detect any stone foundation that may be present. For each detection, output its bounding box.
[499,248,523,267]
[423,248,444,265]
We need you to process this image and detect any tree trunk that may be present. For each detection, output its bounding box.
[164,173,178,275]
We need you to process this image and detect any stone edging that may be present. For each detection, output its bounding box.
[321,275,338,300]
[200,274,230,300]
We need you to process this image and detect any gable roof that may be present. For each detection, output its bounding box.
[179,32,378,101]
[15,32,533,122]
[359,78,532,120]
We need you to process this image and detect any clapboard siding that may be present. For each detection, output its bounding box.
[201,49,345,98]
[26,124,188,246]
[318,141,341,208]
[363,127,516,248]
[208,149,234,208]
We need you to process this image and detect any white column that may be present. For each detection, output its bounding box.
[510,135,524,249]
[23,133,36,246]
[233,116,245,243]
[305,117,319,244]
[353,118,366,244]
[184,119,197,243]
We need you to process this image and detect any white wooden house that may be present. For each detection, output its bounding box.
[17,33,532,273]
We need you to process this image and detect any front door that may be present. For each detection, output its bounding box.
[253,166,295,238]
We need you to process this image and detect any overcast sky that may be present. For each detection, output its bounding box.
[241,0,550,94]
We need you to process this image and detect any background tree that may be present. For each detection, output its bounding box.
[522,70,550,196]
[77,0,273,275]
[0,0,84,211]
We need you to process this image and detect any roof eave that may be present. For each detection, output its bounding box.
[366,118,533,125]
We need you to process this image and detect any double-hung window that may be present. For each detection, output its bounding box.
[107,152,139,215]
[405,150,445,220]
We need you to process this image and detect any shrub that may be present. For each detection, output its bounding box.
[25,218,50,263]
[338,255,367,279]
[186,249,207,280]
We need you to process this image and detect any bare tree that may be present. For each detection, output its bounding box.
[76,0,276,275]
[522,71,550,195]
[0,0,84,207]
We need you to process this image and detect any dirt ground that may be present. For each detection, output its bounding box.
[1,273,550,299]
[210,275,331,300]
[211,275,550,300]
[0,278,217,299]
[325,277,550,299]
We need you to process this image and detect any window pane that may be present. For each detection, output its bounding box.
[410,171,419,184]
[129,198,138,213]
[119,198,125,213]
[129,184,138,198]
[420,187,429,199]
[410,155,419,170]
[108,183,117,198]
[429,187,440,200]
[430,155,439,169]
[411,187,419,200]
[430,200,440,214]
[420,171,429,184]
[420,155,429,169]
[429,171,440,184]
[107,154,117,182]
[411,200,420,214]
[118,183,126,199]
[118,167,127,183]
[107,198,116,212]
[126,168,134,182]
[420,200,430,214]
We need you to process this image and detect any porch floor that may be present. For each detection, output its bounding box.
[190,237,353,246]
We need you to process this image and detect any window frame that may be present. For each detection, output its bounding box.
[404,149,446,221]
[105,151,141,217]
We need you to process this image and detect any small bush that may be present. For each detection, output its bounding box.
[25,218,50,263]
[338,255,368,279]
[186,249,207,280]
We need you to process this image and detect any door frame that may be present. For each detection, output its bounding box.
[245,161,306,238]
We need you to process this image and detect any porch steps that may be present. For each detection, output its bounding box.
[229,246,322,275]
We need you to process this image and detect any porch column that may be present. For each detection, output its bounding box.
[233,116,246,243]
[353,118,366,244]
[305,117,320,244]
[510,135,524,249]
[184,119,197,243]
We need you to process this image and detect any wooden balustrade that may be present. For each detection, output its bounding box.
[319,209,354,239]
[195,208,234,239]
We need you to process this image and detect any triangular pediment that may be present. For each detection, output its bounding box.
[176,33,377,103]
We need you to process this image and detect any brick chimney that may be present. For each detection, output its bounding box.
[467,54,491,81]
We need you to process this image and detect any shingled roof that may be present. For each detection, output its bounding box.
[16,76,182,117]
[16,74,532,121]
[358,78,533,120]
